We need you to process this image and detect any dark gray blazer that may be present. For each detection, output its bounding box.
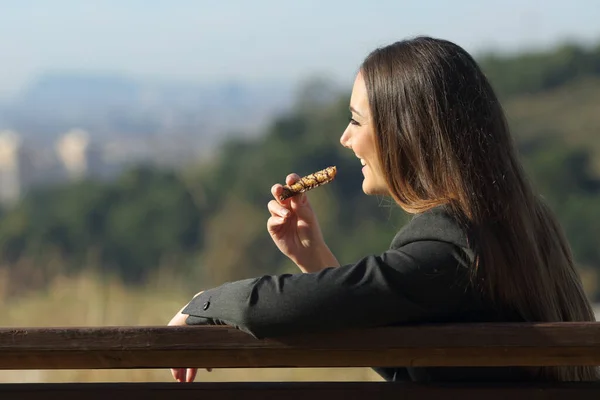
[183,206,530,382]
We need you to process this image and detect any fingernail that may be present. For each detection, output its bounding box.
[281,209,290,216]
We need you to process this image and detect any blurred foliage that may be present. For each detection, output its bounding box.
[480,41,600,98]
[0,168,203,284]
[0,40,599,300]
[521,138,600,270]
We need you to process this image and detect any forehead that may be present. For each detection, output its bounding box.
[350,72,369,113]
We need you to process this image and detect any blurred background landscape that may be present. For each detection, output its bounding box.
[1,0,599,383]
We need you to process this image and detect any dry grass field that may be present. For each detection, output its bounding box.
[0,271,382,383]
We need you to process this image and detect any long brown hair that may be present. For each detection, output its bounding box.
[360,36,598,381]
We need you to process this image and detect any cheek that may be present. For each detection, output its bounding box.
[366,131,378,157]
[356,133,374,156]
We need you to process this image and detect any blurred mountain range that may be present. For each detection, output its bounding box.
[0,72,300,147]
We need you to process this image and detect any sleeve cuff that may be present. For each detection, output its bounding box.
[182,288,220,318]
[184,315,213,325]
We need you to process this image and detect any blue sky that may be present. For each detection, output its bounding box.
[1,0,599,98]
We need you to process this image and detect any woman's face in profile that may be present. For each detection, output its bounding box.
[340,72,389,196]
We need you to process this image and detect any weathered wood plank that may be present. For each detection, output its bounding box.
[1,323,600,369]
[0,382,599,400]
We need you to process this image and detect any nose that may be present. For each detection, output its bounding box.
[340,126,352,149]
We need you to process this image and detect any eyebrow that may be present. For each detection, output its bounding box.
[349,106,363,117]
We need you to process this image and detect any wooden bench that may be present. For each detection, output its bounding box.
[1,322,599,399]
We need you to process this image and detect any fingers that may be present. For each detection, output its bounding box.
[270,173,308,214]
[285,173,301,186]
[271,184,288,205]
[267,197,290,236]
[271,173,301,203]
[290,192,307,208]
[284,174,308,207]
[171,368,185,382]
[186,368,198,383]
[267,215,286,234]
[171,368,199,383]
[268,199,290,218]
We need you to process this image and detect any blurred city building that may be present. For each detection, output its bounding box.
[0,130,35,205]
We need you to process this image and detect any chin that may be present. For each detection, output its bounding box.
[362,181,372,194]
[362,182,379,195]
[362,182,389,196]
[361,173,389,195]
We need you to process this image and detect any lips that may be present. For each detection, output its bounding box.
[357,158,367,176]
[356,155,366,166]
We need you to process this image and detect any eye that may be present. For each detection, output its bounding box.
[348,115,360,126]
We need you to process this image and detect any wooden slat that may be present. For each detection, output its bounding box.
[1,323,600,369]
[0,382,599,400]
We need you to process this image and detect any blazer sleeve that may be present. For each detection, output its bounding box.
[182,240,470,339]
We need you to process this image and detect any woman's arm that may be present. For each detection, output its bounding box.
[182,240,471,339]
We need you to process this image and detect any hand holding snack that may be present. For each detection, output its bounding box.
[267,167,340,273]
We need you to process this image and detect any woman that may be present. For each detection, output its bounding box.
[168,36,598,383]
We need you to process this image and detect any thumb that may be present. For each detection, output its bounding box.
[291,192,308,207]
[290,192,315,220]
[284,173,308,210]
